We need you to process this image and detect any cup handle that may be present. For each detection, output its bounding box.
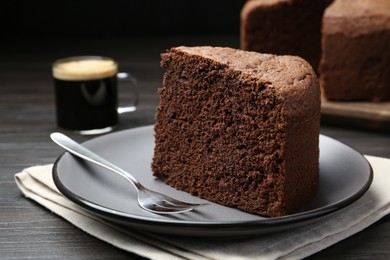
[116,72,139,114]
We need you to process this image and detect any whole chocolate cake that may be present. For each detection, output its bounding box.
[152,46,320,217]
[241,0,333,73]
[320,0,390,101]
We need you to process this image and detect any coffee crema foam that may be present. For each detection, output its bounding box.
[53,59,118,81]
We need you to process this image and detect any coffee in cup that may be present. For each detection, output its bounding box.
[52,56,138,135]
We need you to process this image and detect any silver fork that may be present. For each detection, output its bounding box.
[50,132,208,214]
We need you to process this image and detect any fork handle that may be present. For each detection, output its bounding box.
[50,132,143,191]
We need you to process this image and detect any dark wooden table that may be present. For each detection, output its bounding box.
[1,36,390,259]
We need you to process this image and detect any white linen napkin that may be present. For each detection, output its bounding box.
[14,155,390,260]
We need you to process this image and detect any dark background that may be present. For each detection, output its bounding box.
[1,0,247,38]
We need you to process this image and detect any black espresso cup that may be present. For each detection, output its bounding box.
[52,56,138,135]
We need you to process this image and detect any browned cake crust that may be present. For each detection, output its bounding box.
[152,46,320,217]
[319,0,390,101]
[241,0,333,73]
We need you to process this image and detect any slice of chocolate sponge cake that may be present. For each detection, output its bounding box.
[151,46,320,217]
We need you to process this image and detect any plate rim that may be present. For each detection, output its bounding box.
[52,125,373,235]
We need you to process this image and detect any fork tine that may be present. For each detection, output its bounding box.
[158,199,207,209]
[163,199,209,208]
[140,203,194,214]
[142,189,209,208]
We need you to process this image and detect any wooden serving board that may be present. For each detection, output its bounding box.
[321,99,390,133]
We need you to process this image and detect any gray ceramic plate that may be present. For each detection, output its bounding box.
[53,125,373,237]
